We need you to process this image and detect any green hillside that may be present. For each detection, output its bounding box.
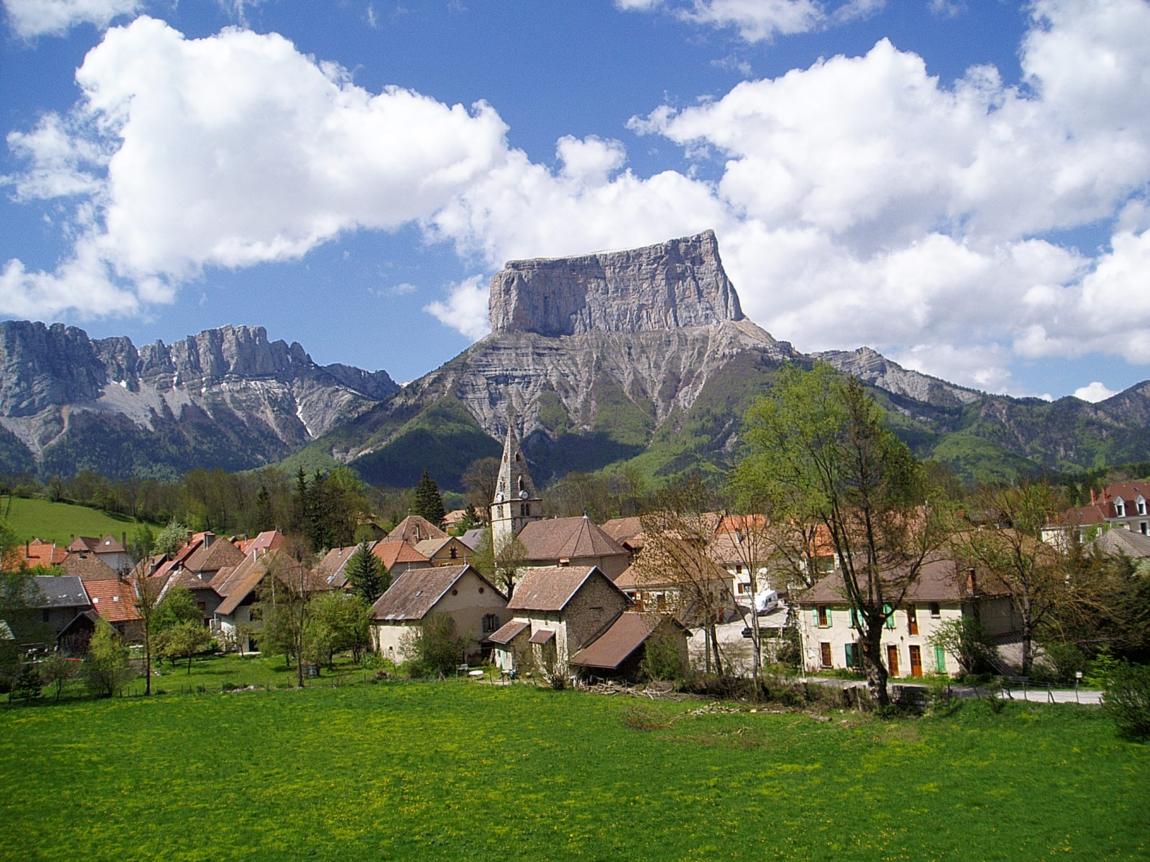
[0,496,158,546]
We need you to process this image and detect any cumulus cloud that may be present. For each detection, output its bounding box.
[3,0,141,38]
[2,16,508,318]
[423,275,491,341]
[1074,381,1119,403]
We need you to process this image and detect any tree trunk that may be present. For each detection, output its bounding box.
[862,627,889,708]
[709,621,724,677]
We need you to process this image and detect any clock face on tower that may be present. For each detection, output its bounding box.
[519,489,529,499]
[495,492,505,503]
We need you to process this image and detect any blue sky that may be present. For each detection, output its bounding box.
[1,0,1149,401]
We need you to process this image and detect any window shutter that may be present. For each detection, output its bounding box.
[826,608,832,626]
[811,608,818,627]
[935,645,947,673]
[883,602,895,629]
[844,643,854,668]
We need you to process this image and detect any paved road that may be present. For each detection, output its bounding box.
[801,674,1104,706]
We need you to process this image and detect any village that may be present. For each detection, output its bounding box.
[8,415,1149,705]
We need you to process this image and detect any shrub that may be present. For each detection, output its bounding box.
[402,615,466,679]
[11,664,43,702]
[639,626,688,684]
[1102,663,1150,741]
[620,704,671,731]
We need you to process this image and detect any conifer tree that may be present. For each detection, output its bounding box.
[413,469,446,527]
[345,541,388,604]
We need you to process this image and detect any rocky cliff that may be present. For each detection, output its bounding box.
[489,230,743,336]
[0,322,397,478]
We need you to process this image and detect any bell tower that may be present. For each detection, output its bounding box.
[491,414,541,552]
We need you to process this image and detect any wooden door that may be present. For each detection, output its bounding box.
[820,642,832,668]
[886,644,900,677]
[909,645,923,678]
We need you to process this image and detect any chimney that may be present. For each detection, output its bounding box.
[1090,488,1096,505]
[966,566,978,596]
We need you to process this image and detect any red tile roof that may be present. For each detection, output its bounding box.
[83,578,142,624]
[16,540,67,567]
[60,553,120,580]
[371,540,429,571]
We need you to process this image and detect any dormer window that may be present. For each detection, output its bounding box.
[1115,497,1126,517]
[1138,496,1147,516]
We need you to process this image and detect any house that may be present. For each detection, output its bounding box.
[314,544,362,590]
[615,539,737,625]
[236,530,285,556]
[568,611,689,681]
[413,536,474,567]
[154,533,245,624]
[66,534,132,574]
[599,516,645,553]
[18,575,93,650]
[1089,528,1150,560]
[371,540,431,578]
[515,516,632,580]
[795,556,1018,678]
[211,552,275,652]
[387,515,447,545]
[369,564,507,664]
[1049,481,1150,543]
[488,565,628,677]
[83,577,144,641]
[458,528,486,551]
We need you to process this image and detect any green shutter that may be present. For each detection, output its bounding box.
[850,608,859,629]
[844,643,854,668]
[883,602,895,629]
[935,645,947,673]
[826,608,832,626]
[811,608,819,627]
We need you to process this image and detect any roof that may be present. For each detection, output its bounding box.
[516,517,628,563]
[488,619,530,645]
[370,564,482,621]
[615,540,730,590]
[797,556,1009,605]
[30,575,91,608]
[236,530,284,555]
[59,553,120,580]
[1091,528,1150,559]
[16,540,67,567]
[528,628,556,645]
[600,517,644,546]
[413,536,471,561]
[83,578,142,624]
[459,528,486,551]
[214,553,273,616]
[315,544,361,588]
[371,540,430,570]
[183,535,244,573]
[507,565,622,612]
[569,612,674,670]
[66,534,126,555]
[387,515,447,545]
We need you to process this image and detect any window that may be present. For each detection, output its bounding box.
[849,608,860,629]
[1139,497,1147,515]
[907,605,918,636]
[1142,522,1148,536]
[482,614,499,634]
[844,642,861,668]
[449,547,458,560]
[1115,497,1126,517]
[816,606,830,627]
[820,642,833,669]
[735,564,742,574]
[929,602,941,619]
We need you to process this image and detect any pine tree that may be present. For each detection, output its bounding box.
[413,469,446,527]
[345,541,388,604]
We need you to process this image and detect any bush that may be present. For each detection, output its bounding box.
[11,664,42,702]
[1102,663,1150,741]
[403,615,465,679]
[639,626,688,684]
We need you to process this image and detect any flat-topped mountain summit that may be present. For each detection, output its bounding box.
[489,231,744,336]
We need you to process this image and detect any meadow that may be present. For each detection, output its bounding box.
[1,682,1146,861]
[0,495,158,546]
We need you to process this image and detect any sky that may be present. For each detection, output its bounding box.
[1,1,1149,402]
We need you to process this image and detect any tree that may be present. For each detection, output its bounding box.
[635,478,733,677]
[953,483,1069,676]
[155,586,201,630]
[462,456,501,516]
[307,591,371,666]
[259,538,316,687]
[413,469,446,527]
[344,541,387,604]
[929,617,996,676]
[157,619,215,673]
[735,364,951,707]
[492,531,528,599]
[402,613,465,678]
[39,653,78,700]
[83,619,132,697]
[133,570,164,695]
[154,519,189,557]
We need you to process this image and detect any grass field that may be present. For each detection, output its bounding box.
[1,682,1146,861]
[0,495,158,547]
[119,653,379,696]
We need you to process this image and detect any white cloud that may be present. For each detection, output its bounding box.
[617,0,884,42]
[1074,381,1118,403]
[4,16,508,316]
[3,0,141,38]
[424,275,491,340]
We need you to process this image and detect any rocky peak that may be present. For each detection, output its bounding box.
[488,230,744,337]
[0,321,106,416]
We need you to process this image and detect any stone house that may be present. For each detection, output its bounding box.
[489,565,628,676]
[795,557,1018,678]
[387,515,447,545]
[66,535,133,575]
[211,552,275,653]
[568,611,689,681]
[84,576,144,641]
[413,536,474,567]
[369,564,507,664]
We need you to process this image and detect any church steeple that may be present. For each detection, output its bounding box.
[491,413,541,552]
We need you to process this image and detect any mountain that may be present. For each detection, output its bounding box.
[296,230,1150,488]
[6,231,1150,487]
[0,322,397,479]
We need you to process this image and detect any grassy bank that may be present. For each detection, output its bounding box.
[1,495,158,546]
[1,682,1146,861]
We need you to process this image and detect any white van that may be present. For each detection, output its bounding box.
[754,589,780,615]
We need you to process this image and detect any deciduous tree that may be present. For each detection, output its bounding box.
[83,619,132,697]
